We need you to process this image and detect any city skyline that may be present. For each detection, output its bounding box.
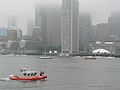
[0,0,119,34]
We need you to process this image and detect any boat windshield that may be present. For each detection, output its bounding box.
[22,71,37,76]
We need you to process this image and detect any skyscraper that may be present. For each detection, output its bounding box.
[35,4,61,52]
[46,6,61,48]
[7,30,17,41]
[61,0,79,54]
[96,23,109,41]
[108,12,120,40]
[8,16,17,30]
[27,19,34,37]
[35,5,47,46]
[79,13,92,51]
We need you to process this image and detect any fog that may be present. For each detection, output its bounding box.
[0,0,119,34]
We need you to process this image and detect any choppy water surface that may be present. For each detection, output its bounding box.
[0,55,120,90]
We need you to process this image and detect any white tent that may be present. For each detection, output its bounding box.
[92,49,110,54]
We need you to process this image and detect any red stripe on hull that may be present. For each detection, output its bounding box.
[9,76,47,81]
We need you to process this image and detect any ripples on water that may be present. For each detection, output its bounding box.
[0,55,120,90]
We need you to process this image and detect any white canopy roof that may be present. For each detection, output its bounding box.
[92,49,110,54]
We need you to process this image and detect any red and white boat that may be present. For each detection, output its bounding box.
[9,75,47,81]
[9,68,47,81]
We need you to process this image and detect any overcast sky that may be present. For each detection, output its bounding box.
[0,0,119,34]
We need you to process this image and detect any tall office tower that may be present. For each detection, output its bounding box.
[96,23,110,41]
[46,6,61,48]
[61,0,79,54]
[35,5,47,46]
[108,12,120,40]
[8,16,17,30]
[91,25,97,41]
[79,12,92,51]
[27,19,34,37]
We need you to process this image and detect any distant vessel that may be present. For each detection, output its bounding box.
[59,53,69,56]
[84,56,96,60]
[73,56,81,59]
[39,43,53,59]
[39,55,53,59]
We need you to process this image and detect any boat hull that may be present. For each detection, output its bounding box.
[9,76,47,81]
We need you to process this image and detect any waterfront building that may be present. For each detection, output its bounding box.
[22,35,32,41]
[7,30,17,41]
[89,41,120,55]
[32,27,43,42]
[0,27,7,42]
[20,40,42,55]
[96,23,110,41]
[61,0,79,54]
[6,41,19,54]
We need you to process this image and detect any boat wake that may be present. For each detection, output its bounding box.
[0,78,10,81]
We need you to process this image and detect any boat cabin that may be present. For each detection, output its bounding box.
[22,71,38,77]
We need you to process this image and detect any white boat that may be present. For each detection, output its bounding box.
[39,43,53,59]
[84,56,96,60]
[39,56,53,59]
[73,56,81,59]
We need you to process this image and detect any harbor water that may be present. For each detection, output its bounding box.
[0,55,120,90]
